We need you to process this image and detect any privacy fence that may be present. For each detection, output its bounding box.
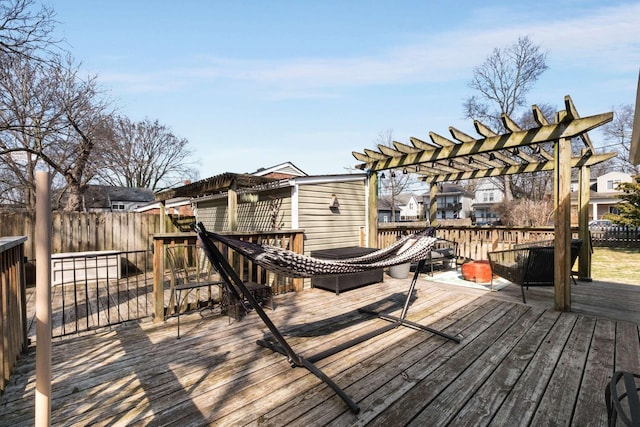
[0,211,188,261]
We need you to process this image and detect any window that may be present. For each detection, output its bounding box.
[607,180,621,190]
[111,203,125,211]
[488,192,494,202]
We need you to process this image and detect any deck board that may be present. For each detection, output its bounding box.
[2,274,640,426]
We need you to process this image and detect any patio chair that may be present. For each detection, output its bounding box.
[166,245,274,337]
[165,246,225,338]
[605,371,640,426]
[413,238,458,276]
[488,239,582,303]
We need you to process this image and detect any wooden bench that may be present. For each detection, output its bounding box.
[487,239,582,303]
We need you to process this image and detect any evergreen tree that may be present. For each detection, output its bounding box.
[605,176,640,227]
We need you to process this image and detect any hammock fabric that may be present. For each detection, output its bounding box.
[201,228,438,278]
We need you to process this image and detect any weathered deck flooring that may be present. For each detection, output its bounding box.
[2,275,640,426]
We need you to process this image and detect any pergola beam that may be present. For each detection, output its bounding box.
[352,112,612,172]
[419,152,616,184]
[393,140,422,154]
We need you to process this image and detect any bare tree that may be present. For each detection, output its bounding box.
[376,129,418,223]
[0,0,57,62]
[0,53,113,210]
[600,104,638,175]
[94,117,198,191]
[463,36,549,201]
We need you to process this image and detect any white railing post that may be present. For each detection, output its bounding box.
[35,171,52,426]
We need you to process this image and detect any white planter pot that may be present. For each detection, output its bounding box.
[389,262,410,279]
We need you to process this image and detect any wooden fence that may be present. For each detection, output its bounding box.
[0,237,27,393]
[589,226,640,248]
[378,224,571,261]
[0,211,186,262]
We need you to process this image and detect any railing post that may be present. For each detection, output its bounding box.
[35,171,52,426]
[153,237,165,322]
[291,232,304,291]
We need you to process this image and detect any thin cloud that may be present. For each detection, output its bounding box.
[98,3,639,98]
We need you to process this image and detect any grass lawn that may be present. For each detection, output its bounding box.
[590,247,640,284]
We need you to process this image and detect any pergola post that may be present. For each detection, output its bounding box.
[554,136,572,311]
[228,186,238,232]
[429,184,438,226]
[577,156,592,281]
[159,201,166,233]
[368,173,378,248]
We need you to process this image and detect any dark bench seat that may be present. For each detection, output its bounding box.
[310,246,383,295]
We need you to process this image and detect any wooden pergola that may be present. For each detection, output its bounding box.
[353,96,616,312]
[154,172,278,232]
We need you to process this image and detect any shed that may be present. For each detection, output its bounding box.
[190,173,370,255]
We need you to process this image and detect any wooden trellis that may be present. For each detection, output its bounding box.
[353,95,616,312]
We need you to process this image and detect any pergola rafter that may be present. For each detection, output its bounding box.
[353,110,611,176]
[353,96,616,313]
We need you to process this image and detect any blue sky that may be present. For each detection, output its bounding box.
[50,0,640,180]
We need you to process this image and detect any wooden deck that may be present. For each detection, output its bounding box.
[1,273,640,426]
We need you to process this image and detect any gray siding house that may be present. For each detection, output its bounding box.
[193,173,370,255]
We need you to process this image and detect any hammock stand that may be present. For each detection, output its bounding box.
[193,222,461,414]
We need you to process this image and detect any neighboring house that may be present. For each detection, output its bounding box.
[471,179,504,225]
[378,193,423,222]
[251,162,307,179]
[377,197,402,223]
[422,184,474,220]
[79,185,155,212]
[397,193,423,221]
[571,171,634,222]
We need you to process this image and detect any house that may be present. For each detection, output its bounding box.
[156,163,371,257]
[422,184,474,220]
[192,173,369,255]
[377,197,401,223]
[571,171,634,222]
[79,185,155,212]
[251,162,307,179]
[471,179,504,225]
[378,193,423,222]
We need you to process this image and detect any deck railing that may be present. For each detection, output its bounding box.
[0,236,27,393]
[378,224,574,261]
[50,249,153,337]
[152,230,305,322]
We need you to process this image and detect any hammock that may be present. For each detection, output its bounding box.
[199,227,438,278]
[190,222,460,415]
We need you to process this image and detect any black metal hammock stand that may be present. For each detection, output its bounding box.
[192,222,462,414]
